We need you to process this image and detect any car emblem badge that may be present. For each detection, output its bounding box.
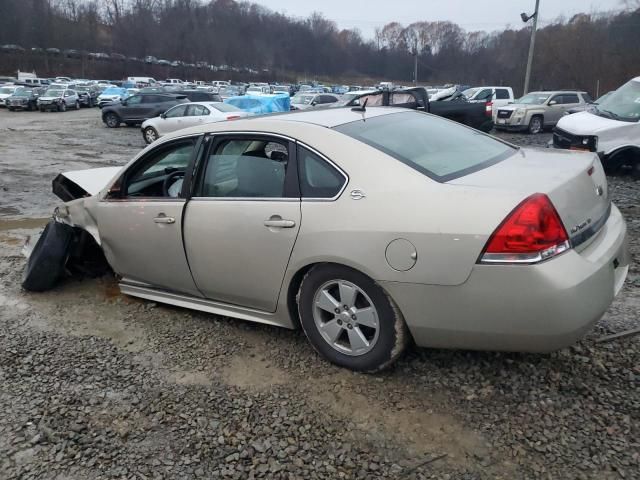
[595,186,604,197]
[350,190,366,200]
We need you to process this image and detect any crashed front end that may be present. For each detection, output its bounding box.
[22,167,122,290]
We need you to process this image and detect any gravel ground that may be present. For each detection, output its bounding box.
[0,109,638,479]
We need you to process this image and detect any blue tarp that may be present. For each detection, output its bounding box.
[224,94,290,114]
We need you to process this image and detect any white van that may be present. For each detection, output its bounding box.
[554,77,640,175]
[127,77,157,87]
[23,78,47,86]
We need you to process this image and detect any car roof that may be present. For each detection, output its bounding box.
[161,107,408,144]
[528,90,586,94]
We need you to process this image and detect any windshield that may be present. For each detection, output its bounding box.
[517,93,550,104]
[76,86,89,92]
[14,89,32,97]
[596,80,640,122]
[292,94,314,105]
[209,103,242,112]
[334,111,515,182]
[44,89,64,96]
[102,87,123,95]
[0,87,16,94]
[462,87,480,98]
[247,87,262,93]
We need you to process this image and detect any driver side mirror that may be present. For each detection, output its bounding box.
[160,113,166,119]
[549,100,558,106]
[121,100,128,106]
[311,101,317,106]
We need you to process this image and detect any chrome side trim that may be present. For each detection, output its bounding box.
[189,197,298,203]
[119,281,291,329]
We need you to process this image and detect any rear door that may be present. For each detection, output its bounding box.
[183,135,301,311]
[546,94,566,125]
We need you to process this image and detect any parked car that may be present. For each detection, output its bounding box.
[553,77,640,175]
[291,93,340,110]
[97,87,128,108]
[0,85,24,107]
[342,87,494,132]
[246,85,271,95]
[101,93,189,127]
[141,101,249,143]
[45,48,61,55]
[0,44,25,53]
[565,91,613,116]
[37,88,80,112]
[464,86,515,109]
[5,87,45,111]
[27,108,628,372]
[218,86,242,100]
[75,85,99,107]
[174,90,222,102]
[494,91,592,134]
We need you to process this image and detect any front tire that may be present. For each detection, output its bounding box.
[143,126,159,144]
[298,264,408,372]
[104,112,120,128]
[528,115,543,134]
[74,100,80,110]
[58,102,66,112]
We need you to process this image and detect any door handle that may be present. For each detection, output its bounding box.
[154,214,175,224]
[264,216,296,228]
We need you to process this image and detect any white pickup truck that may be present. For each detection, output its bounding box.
[554,77,640,175]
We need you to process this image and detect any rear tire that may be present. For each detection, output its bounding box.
[22,221,75,292]
[298,264,409,372]
[143,126,159,144]
[74,100,80,110]
[39,106,45,112]
[528,115,543,134]
[8,107,14,112]
[104,112,120,128]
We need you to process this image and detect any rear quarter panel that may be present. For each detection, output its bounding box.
[283,126,522,287]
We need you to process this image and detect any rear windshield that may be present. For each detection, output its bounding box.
[209,102,242,112]
[334,111,515,182]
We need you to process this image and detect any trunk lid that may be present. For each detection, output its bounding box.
[449,148,610,250]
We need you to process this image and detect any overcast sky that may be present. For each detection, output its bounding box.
[252,0,624,38]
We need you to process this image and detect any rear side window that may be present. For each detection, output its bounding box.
[563,94,579,104]
[298,147,345,199]
[496,89,510,100]
[334,112,515,182]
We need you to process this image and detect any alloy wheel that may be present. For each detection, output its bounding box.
[144,127,157,143]
[312,279,379,356]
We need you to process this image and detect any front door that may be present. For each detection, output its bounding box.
[95,136,202,296]
[183,135,301,312]
[120,94,146,121]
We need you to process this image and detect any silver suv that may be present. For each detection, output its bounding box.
[495,91,592,134]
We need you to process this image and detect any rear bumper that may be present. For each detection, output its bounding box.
[380,204,629,352]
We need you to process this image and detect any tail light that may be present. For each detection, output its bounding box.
[226,115,241,120]
[485,101,493,117]
[479,193,570,264]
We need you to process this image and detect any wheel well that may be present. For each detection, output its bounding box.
[286,263,318,329]
[285,262,391,330]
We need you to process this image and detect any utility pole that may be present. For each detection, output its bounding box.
[522,0,540,95]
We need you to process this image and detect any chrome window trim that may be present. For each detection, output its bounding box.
[190,197,299,203]
[296,141,349,202]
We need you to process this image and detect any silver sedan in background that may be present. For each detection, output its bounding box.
[25,108,628,372]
